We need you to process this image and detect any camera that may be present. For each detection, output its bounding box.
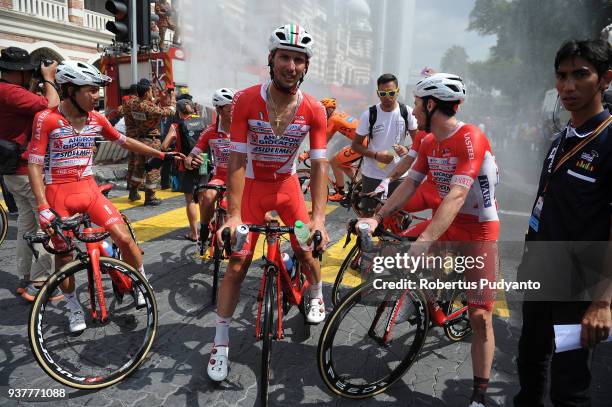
[32,58,54,81]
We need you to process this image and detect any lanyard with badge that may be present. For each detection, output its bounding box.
[529,115,612,232]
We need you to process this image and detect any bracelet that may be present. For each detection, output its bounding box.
[42,80,55,87]
[374,151,378,160]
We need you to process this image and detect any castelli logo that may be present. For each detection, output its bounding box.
[174,49,184,59]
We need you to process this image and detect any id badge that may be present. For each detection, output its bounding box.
[529,196,544,232]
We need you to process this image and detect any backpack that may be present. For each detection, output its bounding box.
[178,116,205,154]
[368,103,410,140]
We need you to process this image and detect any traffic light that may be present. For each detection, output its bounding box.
[105,0,130,43]
[136,0,160,48]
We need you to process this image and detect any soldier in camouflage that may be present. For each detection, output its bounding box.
[123,78,176,205]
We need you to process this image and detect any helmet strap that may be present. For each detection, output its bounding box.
[424,97,437,133]
[67,86,88,116]
[268,51,309,95]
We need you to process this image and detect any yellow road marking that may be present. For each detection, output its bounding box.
[110,190,183,211]
[124,201,512,318]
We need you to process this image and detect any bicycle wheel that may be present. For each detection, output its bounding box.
[318,277,429,398]
[260,270,275,406]
[442,288,472,342]
[0,204,7,248]
[29,257,158,389]
[331,243,361,307]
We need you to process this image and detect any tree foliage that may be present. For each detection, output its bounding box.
[465,0,611,110]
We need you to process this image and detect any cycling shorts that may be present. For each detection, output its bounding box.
[46,177,124,249]
[234,174,309,257]
[199,176,227,210]
[401,217,500,311]
[333,138,367,169]
[403,179,441,213]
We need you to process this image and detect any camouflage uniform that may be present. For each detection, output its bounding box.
[123,96,175,199]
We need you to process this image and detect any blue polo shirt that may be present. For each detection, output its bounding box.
[531,110,612,241]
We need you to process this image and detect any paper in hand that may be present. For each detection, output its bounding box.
[554,324,612,353]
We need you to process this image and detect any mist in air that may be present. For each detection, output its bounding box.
[178,0,609,217]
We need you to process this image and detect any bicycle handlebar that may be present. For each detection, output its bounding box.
[344,218,416,250]
[23,213,110,258]
[220,224,324,259]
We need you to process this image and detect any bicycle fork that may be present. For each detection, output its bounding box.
[85,239,109,323]
[368,290,411,346]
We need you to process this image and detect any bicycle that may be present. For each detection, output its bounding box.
[317,221,472,399]
[24,213,157,389]
[0,202,7,247]
[330,194,425,306]
[221,222,322,407]
[193,182,227,305]
[297,154,363,212]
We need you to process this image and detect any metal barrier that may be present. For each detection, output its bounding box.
[94,141,128,164]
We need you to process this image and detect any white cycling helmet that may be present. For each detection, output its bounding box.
[268,24,314,58]
[55,60,111,86]
[414,73,466,102]
[212,88,236,107]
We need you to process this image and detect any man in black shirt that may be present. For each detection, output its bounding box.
[514,39,612,407]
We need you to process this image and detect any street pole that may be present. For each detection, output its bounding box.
[130,0,138,84]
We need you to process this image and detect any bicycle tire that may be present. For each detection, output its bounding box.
[330,243,361,307]
[442,288,472,342]
[260,270,275,406]
[211,211,224,305]
[317,277,429,398]
[29,257,158,389]
[0,204,7,248]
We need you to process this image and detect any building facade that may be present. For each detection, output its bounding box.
[0,0,113,63]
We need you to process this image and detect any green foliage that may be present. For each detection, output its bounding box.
[465,0,610,110]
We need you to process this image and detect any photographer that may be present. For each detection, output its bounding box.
[0,47,60,301]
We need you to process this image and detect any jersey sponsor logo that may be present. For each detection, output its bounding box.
[452,174,474,189]
[51,148,92,159]
[464,133,475,160]
[478,175,492,208]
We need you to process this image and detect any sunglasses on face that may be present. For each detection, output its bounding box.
[377,89,399,97]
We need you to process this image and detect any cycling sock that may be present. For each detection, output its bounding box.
[309,281,323,300]
[471,376,489,404]
[63,291,81,312]
[200,223,209,244]
[138,264,148,280]
[214,315,231,347]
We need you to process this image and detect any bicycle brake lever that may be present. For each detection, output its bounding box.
[24,236,40,260]
[312,230,323,260]
[344,219,357,248]
[221,228,232,257]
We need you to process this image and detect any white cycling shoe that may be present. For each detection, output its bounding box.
[306,298,326,324]
[207,345,229,381]
[68,309,86,333]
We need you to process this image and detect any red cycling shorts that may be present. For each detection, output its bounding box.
[235,174,310,257]
[46,177,124,249]
[403,179,441,213]
[401,215,500,311]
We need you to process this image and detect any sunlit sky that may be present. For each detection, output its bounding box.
[410,0,497,72]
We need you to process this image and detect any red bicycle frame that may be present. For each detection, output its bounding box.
[254,230,311,341]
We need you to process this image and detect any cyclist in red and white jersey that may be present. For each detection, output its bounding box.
[184,87,235,248]
[359,73,499,407]
[27,61,183,333]
[207,24,329,382]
